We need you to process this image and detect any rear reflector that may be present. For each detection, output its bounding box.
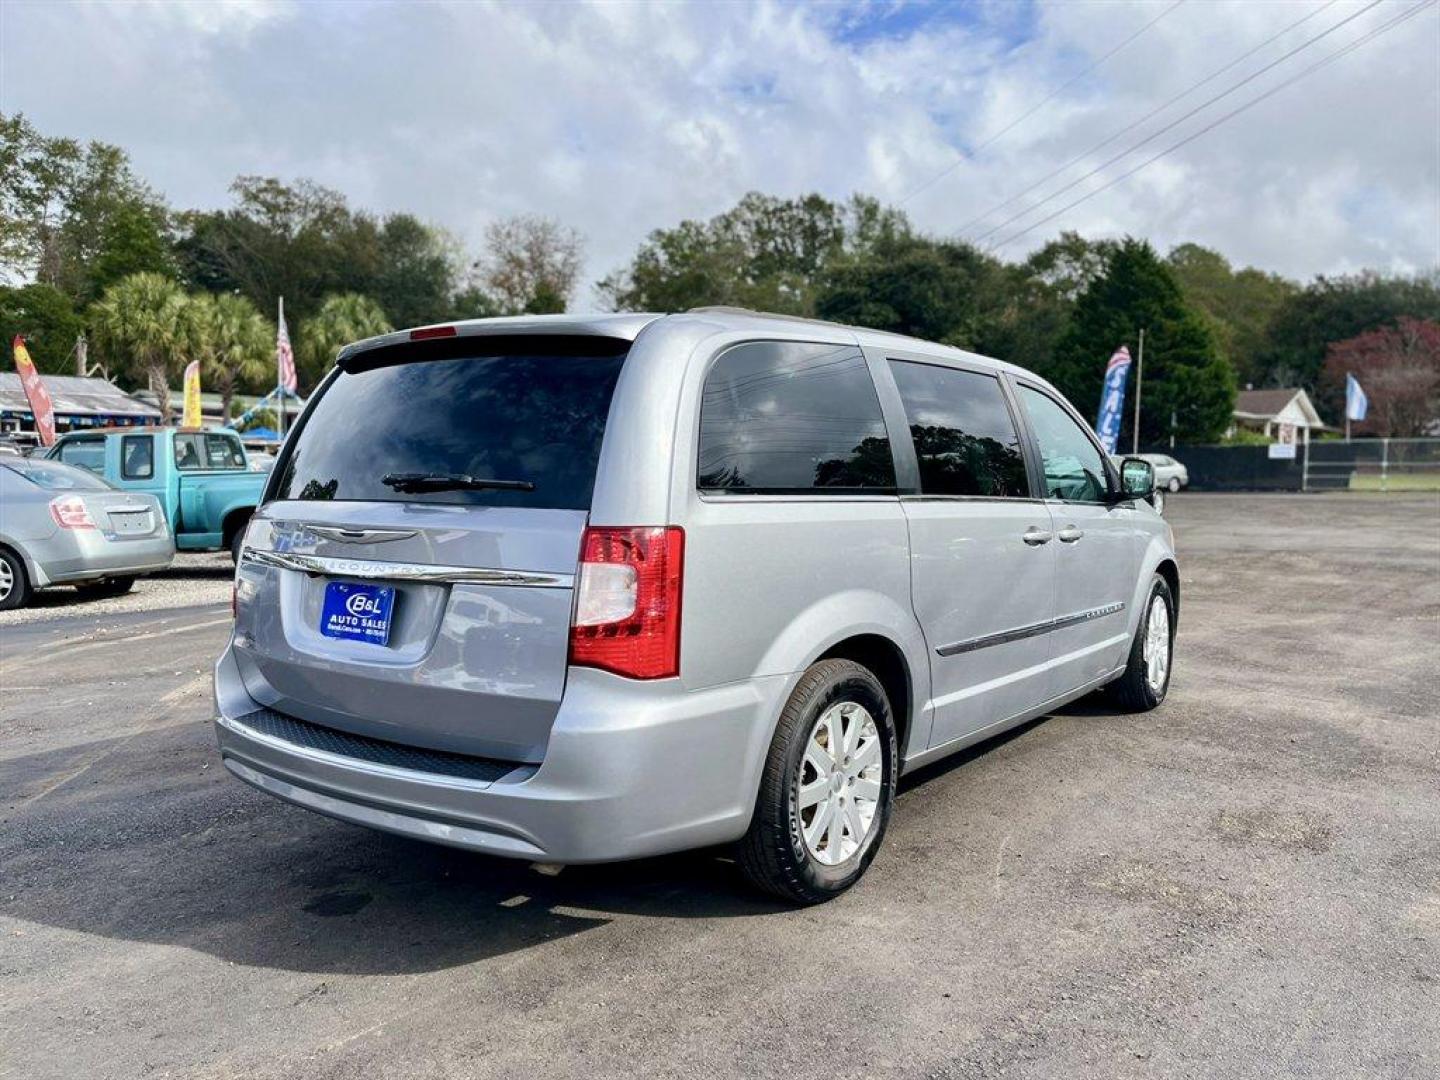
[49,495,96,530]
[409,325,457,341]
[569,526,683,679]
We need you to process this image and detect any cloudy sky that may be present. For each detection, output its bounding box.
[2,0,1436,301]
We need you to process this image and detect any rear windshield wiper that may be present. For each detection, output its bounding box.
[381,472,535,493]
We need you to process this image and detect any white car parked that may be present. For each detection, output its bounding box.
[1139,454,1189,492]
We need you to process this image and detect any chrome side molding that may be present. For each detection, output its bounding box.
[241,548,574,589]
[936,602,1126,657]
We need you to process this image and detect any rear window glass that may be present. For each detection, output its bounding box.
[698,341,895,493]
[122,435,154,479]
[889,360,1029,498]
[273,349,628,509]
[4,459,112,492]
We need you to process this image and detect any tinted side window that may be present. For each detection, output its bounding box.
[121,435,154,479]
[1018,385,1109,503]
[698,341,895,493]
[58,437,105,474]
[889,361,1029,497]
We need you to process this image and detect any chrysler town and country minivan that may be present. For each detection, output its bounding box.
[215,310,1178,903]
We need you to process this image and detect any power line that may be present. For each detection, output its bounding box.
[973,0,1386,247]
[956,0,1343,237]
[898,0,1187,206]
[987,0,1437,253]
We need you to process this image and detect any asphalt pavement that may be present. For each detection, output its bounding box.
[1,493,1437,1080]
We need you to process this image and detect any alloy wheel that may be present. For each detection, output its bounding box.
[795,701,883,865]
[0,558,12,603]
[1143,594,1171,693]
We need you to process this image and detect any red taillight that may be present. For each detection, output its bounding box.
[49,495,96,530]
[569,526,684,680]
[410,325,457,341]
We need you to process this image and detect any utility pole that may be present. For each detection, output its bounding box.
[74,334,87,377]
[1132,327,1145,455]
[277,297,286,442]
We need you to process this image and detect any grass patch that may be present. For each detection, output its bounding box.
[1348,473,1440,491]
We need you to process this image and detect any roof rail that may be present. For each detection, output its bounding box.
[686,305,844,331]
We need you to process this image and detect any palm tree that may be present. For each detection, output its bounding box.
[298,293,392,384]
[185,292,273,423]
[89,272,189,421]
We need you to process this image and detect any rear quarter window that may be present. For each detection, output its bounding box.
[273,346,629,510]
[697,340,895,494]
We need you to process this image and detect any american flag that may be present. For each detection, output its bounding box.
[276,297,297,393]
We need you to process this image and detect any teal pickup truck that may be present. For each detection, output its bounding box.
[46,427,266,561]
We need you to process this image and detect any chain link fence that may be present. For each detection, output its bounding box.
[1148,438,1440,492]
[1304,438,1440,492]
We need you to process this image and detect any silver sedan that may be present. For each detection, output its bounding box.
[0,457,174,610]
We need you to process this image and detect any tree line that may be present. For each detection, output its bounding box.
[3,113,1436,440]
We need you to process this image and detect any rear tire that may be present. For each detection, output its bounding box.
[1108,574,1175,712]
[1167,477,1181,493]
[74,576,135,599]
[737,659,897,905]
[0,547,32,610]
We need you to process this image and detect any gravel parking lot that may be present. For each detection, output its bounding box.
[0,552,232,627]
[1,493,1436,1080]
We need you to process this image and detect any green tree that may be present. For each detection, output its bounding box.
[297,293,391,383]
[1257,270,1440,418]
[0,283,85,374]
[1021,232,1118,302]
[0,113,173,302]
[185,292,274,423]
[176,176,463,330]
[88,272,189,419]
[816,235,1008,348]
[372,214,465,327]
[600,192,909,315]
[1166,243,1296,386]
[1050,238,1235,445]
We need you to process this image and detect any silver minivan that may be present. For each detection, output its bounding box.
[215,310,1177,903]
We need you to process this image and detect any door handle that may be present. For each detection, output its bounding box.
[1022,526,1053,546]
[1057,525,1084,543]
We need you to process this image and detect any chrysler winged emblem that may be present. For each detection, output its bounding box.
[302,524,417,544]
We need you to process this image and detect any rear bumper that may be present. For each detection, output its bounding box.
[31,533,175,587]
[213,645,790,863]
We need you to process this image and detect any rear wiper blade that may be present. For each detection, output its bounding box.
[381,472,535,493]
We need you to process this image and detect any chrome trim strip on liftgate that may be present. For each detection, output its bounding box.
[935,602,1126,657]
[241,548,575,588]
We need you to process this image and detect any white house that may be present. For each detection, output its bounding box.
[1231,388,1327,445]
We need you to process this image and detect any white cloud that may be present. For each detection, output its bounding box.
[1,0,1435,301]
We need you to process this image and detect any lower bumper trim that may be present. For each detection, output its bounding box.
[223,757,547,859]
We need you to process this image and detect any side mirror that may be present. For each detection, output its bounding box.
[1119,457,1156,501]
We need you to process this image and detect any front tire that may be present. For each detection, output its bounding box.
[1108,574,1175,711]
[0,547,32,610]
[737,659,897,904]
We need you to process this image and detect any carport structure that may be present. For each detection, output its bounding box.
[0,372,162,435]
